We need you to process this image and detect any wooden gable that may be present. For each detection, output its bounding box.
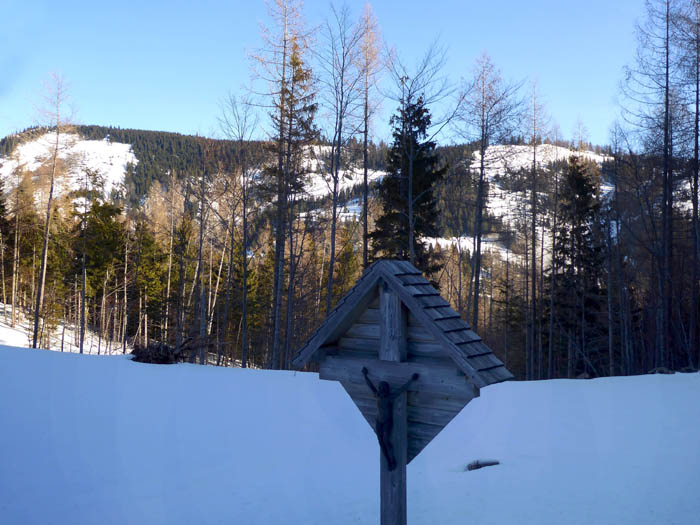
[292,259,513,462]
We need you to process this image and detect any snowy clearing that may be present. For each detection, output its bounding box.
[0,346,698,524]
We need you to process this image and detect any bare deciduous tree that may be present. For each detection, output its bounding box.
[318,2,364,313]
[219,94,260,368]
[359,2,383,268]
[457,53,522,329]
[622,0,682,368]
[32,73,73,349]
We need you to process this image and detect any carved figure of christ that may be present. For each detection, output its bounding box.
[361,366,419,471]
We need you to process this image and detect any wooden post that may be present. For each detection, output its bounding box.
[379,280,407,525]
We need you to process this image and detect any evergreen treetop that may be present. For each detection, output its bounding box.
[370,95,446,277]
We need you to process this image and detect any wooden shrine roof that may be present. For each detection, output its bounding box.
[292,259,513,389]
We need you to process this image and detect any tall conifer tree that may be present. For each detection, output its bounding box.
[370,96,445,277]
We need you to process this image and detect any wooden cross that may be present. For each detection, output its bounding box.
[292,260,512,525]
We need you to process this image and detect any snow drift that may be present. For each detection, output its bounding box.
[0,346,698,524]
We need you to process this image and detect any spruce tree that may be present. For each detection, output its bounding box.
[550,156,605,377]
[370,95,446,277]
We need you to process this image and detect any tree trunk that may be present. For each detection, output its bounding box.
[80,237,86,355]
[219,211,236,366]
[407,138,416,266]
[548,166,559,379]
[530,137,538,380]
[32,126,61,348]
[470,137,487,329]
[122,235,128,354]
[270,23,289,371]
[326,145,339,314]
[241,173,249,369]
[363,82,370,269]
[606,213,615,376]
[692,2,700,368]
[660,0,672,368]
[175,224,186,356]
[0,232,7,320]
[11,203,19,328]
[196,199,207,365]
[504,249,510,369]
[164,191,175,344]
[207,235,227,336]
[326,87,345,313]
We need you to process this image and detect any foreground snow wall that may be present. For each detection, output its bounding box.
[0,346,698,524]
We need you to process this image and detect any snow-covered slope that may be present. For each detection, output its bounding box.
[476,144,610,228]
[475,144,609,178]
[300,145,386,200]
[0,132,137,197]
[0,305,128,355]
[304,167,385,199]
[425,234,515,261]
[0,346,697,524]
[429,144,611,260]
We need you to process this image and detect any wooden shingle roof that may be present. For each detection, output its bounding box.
[292,259,513,388]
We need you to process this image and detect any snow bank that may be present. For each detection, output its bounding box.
[1,346,698,524]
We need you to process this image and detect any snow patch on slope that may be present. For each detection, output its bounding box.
[428,144,611,264]
[476,144,611,228]
[305,167,385,199]
[475,144,609,177]
[425,235,515,262]
[302,145,386,199]
[0,132,137,197]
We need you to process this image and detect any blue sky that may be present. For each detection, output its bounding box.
[1,0,646,146]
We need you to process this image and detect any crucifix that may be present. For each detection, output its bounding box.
[292,260,513,525]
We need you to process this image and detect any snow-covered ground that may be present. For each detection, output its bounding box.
[299,197,368,223]
[425,235,516,262]
[0,345,697,524]
[0,305,128,355]
[305,167,386,200]
[0,132,137,198]
[475,144,609,177]
[300,144,386,199]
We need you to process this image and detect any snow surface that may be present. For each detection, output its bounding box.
[0,305,129,355]
[0,345,698,524]
[301,145,386,200]
[304,167,385,200]
[425,235,516,263]
[0,132,137,198]
[299,197,368,223]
